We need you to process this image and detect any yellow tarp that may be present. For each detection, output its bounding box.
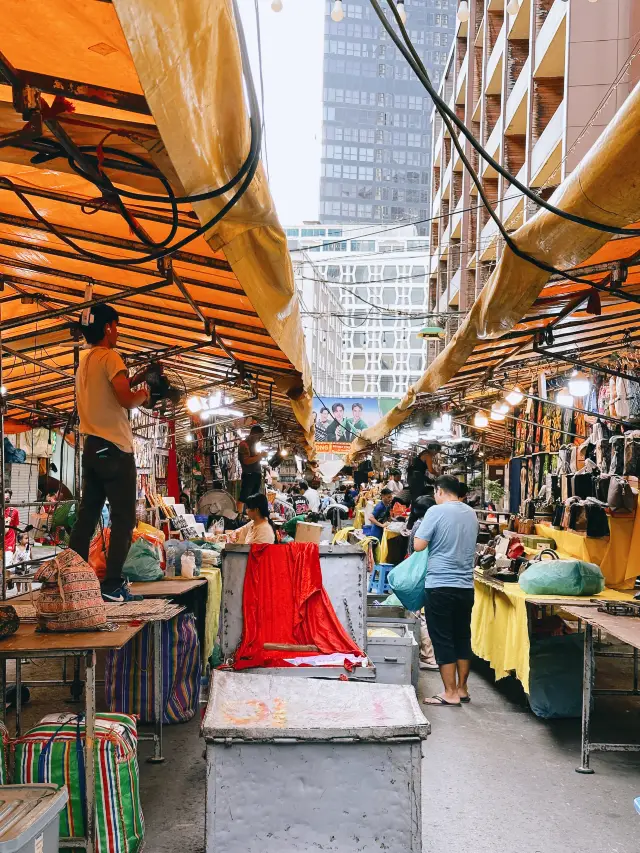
[200,567,222,664]
[536,518,640,591]
[112,0,314,452]
[472,578,633,693]
[348,80,640,456]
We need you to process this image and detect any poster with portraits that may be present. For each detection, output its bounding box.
[313,398,382,452]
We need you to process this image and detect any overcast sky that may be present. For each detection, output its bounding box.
[238,0,325,226]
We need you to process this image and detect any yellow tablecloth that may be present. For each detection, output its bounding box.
[354,508,365,530]
[199,566,222,663]
[377,528,401,563]
[536,511,640,590]
[472,577,632,693]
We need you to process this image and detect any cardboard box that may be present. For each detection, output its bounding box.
[295,521,323,544]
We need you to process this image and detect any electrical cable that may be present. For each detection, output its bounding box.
[370,0,607,293]
[374,0,640,239]
[0,0,263,266]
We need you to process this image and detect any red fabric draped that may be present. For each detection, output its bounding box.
[233,542,364,669]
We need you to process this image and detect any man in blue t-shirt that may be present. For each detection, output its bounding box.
[414,475,479,707]
[363,488,394,542]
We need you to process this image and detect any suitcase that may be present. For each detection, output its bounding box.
[105,612,201,724]
[13,712,144,853]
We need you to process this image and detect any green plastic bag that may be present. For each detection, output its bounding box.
[519,559,604,596]
[388,550,428,612]
[122,538,163,582]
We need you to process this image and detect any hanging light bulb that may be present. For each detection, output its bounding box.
[474,411,489,428]
[0,386,6,396]
[568,370,591,398]
[441,413,452,432]
[490,410,505,421]
[187,396,202,413]
[556,386,574,408]
[456,0,470,22]
[506,0,519,15]
[280,448,289,457]
[496,402,509,414]
[271,0,283,11]
[331,0,344,22]
[185,433,193,442]
[397,0,407,24]
[505,386,524,406]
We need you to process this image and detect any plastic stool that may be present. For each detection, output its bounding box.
[368,563,393,595]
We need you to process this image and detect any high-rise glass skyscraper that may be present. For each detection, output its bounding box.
[319,0,455,233]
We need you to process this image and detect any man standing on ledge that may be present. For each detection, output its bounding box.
[69,304,149,602]
[237,425,266,513]
[414,475,478,707]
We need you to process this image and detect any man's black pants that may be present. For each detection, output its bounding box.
[424,587,475,666]
[69,435,137,588]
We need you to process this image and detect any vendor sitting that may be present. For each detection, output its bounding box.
[363,488,394,542]
[233,493,276,545]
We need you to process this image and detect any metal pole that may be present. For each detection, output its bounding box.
[576,623,595,774]
[74,346,81,497]
[85,650,96,853]
[148,619,165,764]
[0,286,5,722]
[15,658,21,737]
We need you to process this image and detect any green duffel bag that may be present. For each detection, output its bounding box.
[519,553,604,597]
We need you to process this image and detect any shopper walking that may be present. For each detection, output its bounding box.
[299,480,320,512]
[69,304,149,602]
[414,475,478,706]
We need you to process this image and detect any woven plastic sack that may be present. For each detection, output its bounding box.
[519,559,605,596]
[0,720,8,785]
[122,538,163,583]
[13,712,144,853]
[387,550,428,612]
[35,549,107,631]
[105,613,201,724]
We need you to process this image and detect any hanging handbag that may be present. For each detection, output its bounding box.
[607,476,636,512]
[585,503,610,538]
[609,435,625,475]
[623,432,640,477]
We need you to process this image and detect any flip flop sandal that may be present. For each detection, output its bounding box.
[459,696,471,704]
[423,695,461,707]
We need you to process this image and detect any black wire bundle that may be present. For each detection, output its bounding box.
[369,0,640,300]
[0,0,262,268]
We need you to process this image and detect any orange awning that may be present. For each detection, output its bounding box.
[0,0,313,452]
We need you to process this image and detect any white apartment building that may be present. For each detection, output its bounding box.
[292,246,343,396]
[427,0,638,358]
[288,223,431,398]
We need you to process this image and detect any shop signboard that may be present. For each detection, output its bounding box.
[313,398,381,452]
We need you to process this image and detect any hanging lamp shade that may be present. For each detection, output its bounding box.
[417,325,446,339]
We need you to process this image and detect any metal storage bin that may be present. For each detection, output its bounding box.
[367,623,418,686]
[220,544,370,678]
[203,670,429,853]
[0,784,68,853]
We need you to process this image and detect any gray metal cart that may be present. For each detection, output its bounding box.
[203,670,429,852]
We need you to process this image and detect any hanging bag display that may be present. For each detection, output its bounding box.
[609,435,625,475]
[607,476,636,512]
